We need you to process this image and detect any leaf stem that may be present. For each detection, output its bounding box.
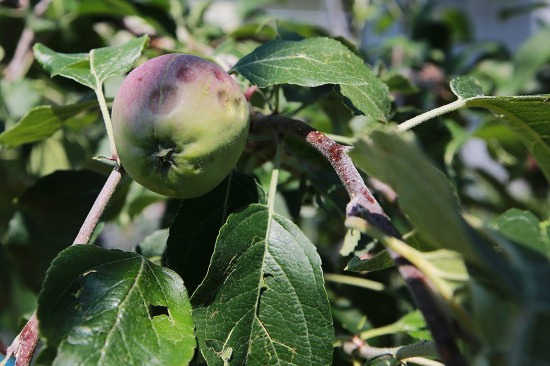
[398,99,466,131]
[323,273,385,292]
[95,84,118,161]
[267,140,282,214]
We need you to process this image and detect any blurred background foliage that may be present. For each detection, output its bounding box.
[0,0,549,364]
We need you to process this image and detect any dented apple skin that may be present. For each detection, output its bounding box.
[111,54,249,198]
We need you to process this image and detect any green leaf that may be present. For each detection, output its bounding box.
[466,95,550,181]
[77,0,140,16]
[33,36,148,90]
[0,101,97,148]
[38,245,195,366]
[509,27,550,94]
[3,170,105,291]
[450,76,484,99]
[166,171,263,294]
[493,209,550,257]
[448,77,550,181]
[90,36,149,84]
[192,204,333,365]
[360,310,430,341]
[32,45,93,88]
[233,37,390,121]
[137,229,169,263]
[345,250,393,273]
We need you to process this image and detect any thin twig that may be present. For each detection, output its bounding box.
[250,113,467,366]
[74,166,124,244]
[3,0,52,82]
[2,166,124,366]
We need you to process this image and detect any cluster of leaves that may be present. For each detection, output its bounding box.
[1,0,549,365]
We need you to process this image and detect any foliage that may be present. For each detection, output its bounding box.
[0,0,549,365]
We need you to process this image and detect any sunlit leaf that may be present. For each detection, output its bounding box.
[449,76,550,181]
[192,204,333,365]
[33,36,148,90]
[233,37,390,121]
[38,245,195,366]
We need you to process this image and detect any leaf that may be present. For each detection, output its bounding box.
[233,37,390,121]
[360,310,430,341]
[365,355,401,366]
[450,76,484,99]
[509,27,550,94]
[2,170,106,291]
[448,77,550,181]
[166,172,263,295]
[90,36,149,84]
[137,229,169,263]
[192,204,334,365]
[77,0,140,16]
[32,45,93,88]
[33,36,148,90]
[0,101,97,148]
[38,245,195,366]
[493,209,550,257]
[345,250,393,273]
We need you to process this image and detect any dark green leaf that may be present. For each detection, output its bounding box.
[137,228,169,262]
[0,101,97,148]
[3,170,105,291]
[77,0,139,16]
[192,204,333,365]
[493,209,550,257]
[361,310,429,341]
[33,36,148,90]
[233,37,390,120]
[38,245,195,366]
[166,171,263,294]
[365,355,401,366]
[346,250,393,273]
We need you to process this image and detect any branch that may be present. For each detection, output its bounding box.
[250,113,467,366]
[1,166,124,366]
[73,166,124,244]
[3,0,52,82]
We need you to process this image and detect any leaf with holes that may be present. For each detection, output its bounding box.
[233,37,390,121]
[191,204,333,365]
[37,245,195,366]
[33,36,148,90]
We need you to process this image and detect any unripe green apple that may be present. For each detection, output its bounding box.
[111,54,249,198]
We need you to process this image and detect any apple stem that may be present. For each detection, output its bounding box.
[95,84,119,162]
[250,112,467,366]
